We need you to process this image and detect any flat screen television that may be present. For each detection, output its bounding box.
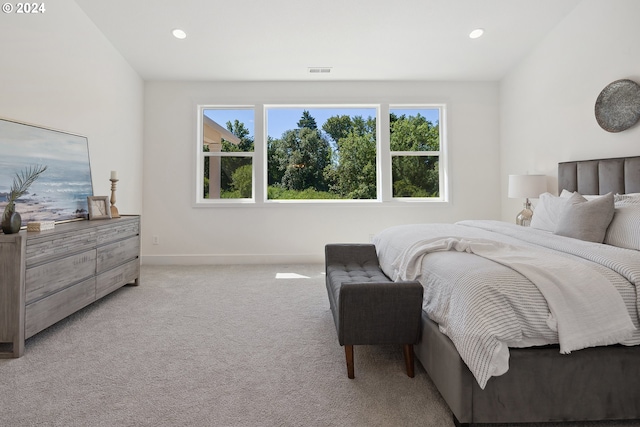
[0,117,93,225]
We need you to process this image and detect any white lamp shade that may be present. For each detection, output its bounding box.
[508,175,547,199]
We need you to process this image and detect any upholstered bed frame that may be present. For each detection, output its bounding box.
[415,156,640,426]
[558,156,640,195]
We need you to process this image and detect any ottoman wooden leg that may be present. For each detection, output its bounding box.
[345,345,355,379]
[403,344,415,378]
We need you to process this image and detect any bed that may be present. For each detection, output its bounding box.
[372,156,640,426]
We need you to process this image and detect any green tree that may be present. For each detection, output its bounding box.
[390,113,439,151]
[278,127,331,191]
[221,119,254,152]
[323,115,377,199]
[297,110,318,130]
[219,120,255,195]
[267,112,332,194]
[323,115,353,141]
[267,136,284,186]
[230,164,252,198]
[266,110,438,199]
[392,157,439,197]
[332,132,376,198]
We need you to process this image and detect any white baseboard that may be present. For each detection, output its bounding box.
[141,253,324,265]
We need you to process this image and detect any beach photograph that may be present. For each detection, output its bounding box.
[0,118,93,225]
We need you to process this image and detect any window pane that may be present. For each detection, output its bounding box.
[390,108,439,152]
[266,107,377,200]
[392,156,439,198]
[203,156,252,199]
[203,109,254,153]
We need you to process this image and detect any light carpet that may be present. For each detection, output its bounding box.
[1,264,639,427]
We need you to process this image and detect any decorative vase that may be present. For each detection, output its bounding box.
[1,211,22,234]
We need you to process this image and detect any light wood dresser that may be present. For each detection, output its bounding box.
[0,215,140,357]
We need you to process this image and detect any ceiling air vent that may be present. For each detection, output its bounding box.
[308,67,332,74]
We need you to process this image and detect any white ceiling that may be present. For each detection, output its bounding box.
[74,0,582,82]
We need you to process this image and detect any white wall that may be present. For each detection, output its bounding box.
[0,0,144,214]
[143,81,500,264]
[8,0,634,265]
[500,0,640,221]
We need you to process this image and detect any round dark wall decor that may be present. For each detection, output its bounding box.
[595,79,640,133]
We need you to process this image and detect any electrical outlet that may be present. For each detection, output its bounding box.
[152,235,159,245]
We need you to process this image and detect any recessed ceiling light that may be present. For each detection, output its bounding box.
[469,28,484,39]
[172,29,187,39]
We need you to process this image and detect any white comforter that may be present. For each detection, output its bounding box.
[373,220,640,389]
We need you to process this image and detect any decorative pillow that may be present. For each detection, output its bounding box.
[614,193,640,204]
[560,189,600,200]
[604,204,640,250]
[554,192,615,243]
[530,192,571,232]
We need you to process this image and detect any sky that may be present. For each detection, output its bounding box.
[203,107,440,140]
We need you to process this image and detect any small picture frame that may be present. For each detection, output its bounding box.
[87,196,112,220]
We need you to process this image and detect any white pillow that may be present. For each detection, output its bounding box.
[560,189,600,200]
[604,197,640,250]
[554,192,615,243]
[614,193,640,204]
[530,192,571,232]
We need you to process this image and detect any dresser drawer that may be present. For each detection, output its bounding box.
[97,236,140,273]
[96,258,139,299]
[25,277,96,338]
[97,218,140,246]
[25,249,96,304]
[25,227,97,267]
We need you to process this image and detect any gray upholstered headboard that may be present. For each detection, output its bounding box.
[558,156,640,195]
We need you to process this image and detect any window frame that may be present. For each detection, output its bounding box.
[196,105,256,204]
[388,105,447,202]
[194,103,448,207]
[264,104,380,204]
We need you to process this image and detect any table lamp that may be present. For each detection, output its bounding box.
[508,174,546,226]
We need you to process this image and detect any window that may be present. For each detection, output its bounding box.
[389,107,442,198]
[266,106,378,200]
[196,104,446,205]
[199,107,254,201]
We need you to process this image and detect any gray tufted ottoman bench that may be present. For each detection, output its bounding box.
[325,243,423,379]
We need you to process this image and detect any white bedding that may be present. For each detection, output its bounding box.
[373,220,640,389]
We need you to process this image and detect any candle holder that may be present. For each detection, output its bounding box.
[109,178,120,218]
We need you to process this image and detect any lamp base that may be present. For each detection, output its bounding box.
[516,201,533,226]
[110,205,120,218]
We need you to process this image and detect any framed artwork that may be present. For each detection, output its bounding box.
[0,117,93,225]
[87,196,111,220]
